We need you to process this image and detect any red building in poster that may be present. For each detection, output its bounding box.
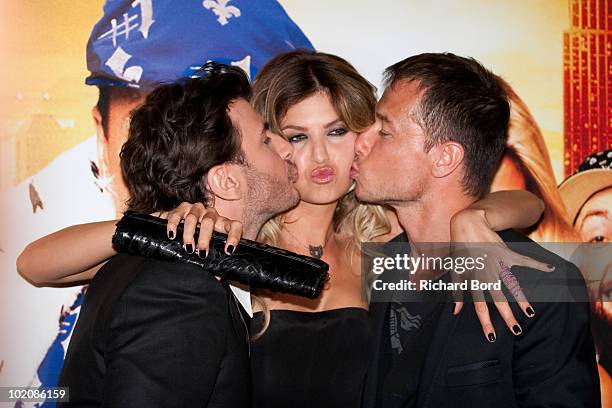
[563,0,611,176]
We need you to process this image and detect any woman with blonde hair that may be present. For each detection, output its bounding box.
[18,51,548,407]
[491,80,579,243]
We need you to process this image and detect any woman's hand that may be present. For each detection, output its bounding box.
[450,208,554,342]
[155,202,243,257]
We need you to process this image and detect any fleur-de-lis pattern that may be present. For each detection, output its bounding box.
[230,55,251,79]
[87,0,313,91]
[203,0,241,26]
[105,46,144,85]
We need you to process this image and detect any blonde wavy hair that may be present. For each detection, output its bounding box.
[497,79,579,243]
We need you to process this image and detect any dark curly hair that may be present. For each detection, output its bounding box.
[120,63,251,213]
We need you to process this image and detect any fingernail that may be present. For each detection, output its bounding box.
[487,332,496,343]
[185,244,193,254]
[198,249,207,258]
[547,264,555,270]
[526,307,535,317]
[227,245,235,254]
[512,324,522,335]
[168,230,175,239]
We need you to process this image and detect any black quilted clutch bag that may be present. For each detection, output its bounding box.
[112,212,329,299]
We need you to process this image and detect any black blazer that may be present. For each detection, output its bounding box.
[58,253,250,408]
[363,230,600,408]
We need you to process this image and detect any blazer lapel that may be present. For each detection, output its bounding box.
[363,300,389,408]
[363,232,409,408]
[416,302,460,408]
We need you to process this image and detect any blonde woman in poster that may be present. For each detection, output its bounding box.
[491,80,579,244]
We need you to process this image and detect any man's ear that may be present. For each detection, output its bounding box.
[92,105,105,142]
[206,164,243,201]
[430,141,464,178]
[91,105,112,190]
[92,105,112,180]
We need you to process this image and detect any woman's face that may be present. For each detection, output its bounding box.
[279,91,357,205]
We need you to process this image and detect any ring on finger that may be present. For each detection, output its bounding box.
[499,260,522,298]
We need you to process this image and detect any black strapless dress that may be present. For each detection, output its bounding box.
[250,307,371,408]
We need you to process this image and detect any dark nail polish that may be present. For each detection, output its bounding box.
[227,245,235,254]
[512,324,522,335]
[198,249,207,258]
[526,307,535,317]
[185,243,193,253]
[487,332,496,343]
[168,230,175,239]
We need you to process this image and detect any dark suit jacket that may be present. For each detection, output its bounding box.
[58,253,250,408]
[363,230,600,408]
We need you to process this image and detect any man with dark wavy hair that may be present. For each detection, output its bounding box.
[58,63,299,407]
[4,1,313,396]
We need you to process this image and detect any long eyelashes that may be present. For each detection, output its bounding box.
[287,128,349,143]
[329,128,348,136]
[287,134,307,143]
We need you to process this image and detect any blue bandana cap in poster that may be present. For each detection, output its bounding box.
[85,0,314,91]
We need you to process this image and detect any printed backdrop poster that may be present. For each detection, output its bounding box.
[0,1,609,406]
